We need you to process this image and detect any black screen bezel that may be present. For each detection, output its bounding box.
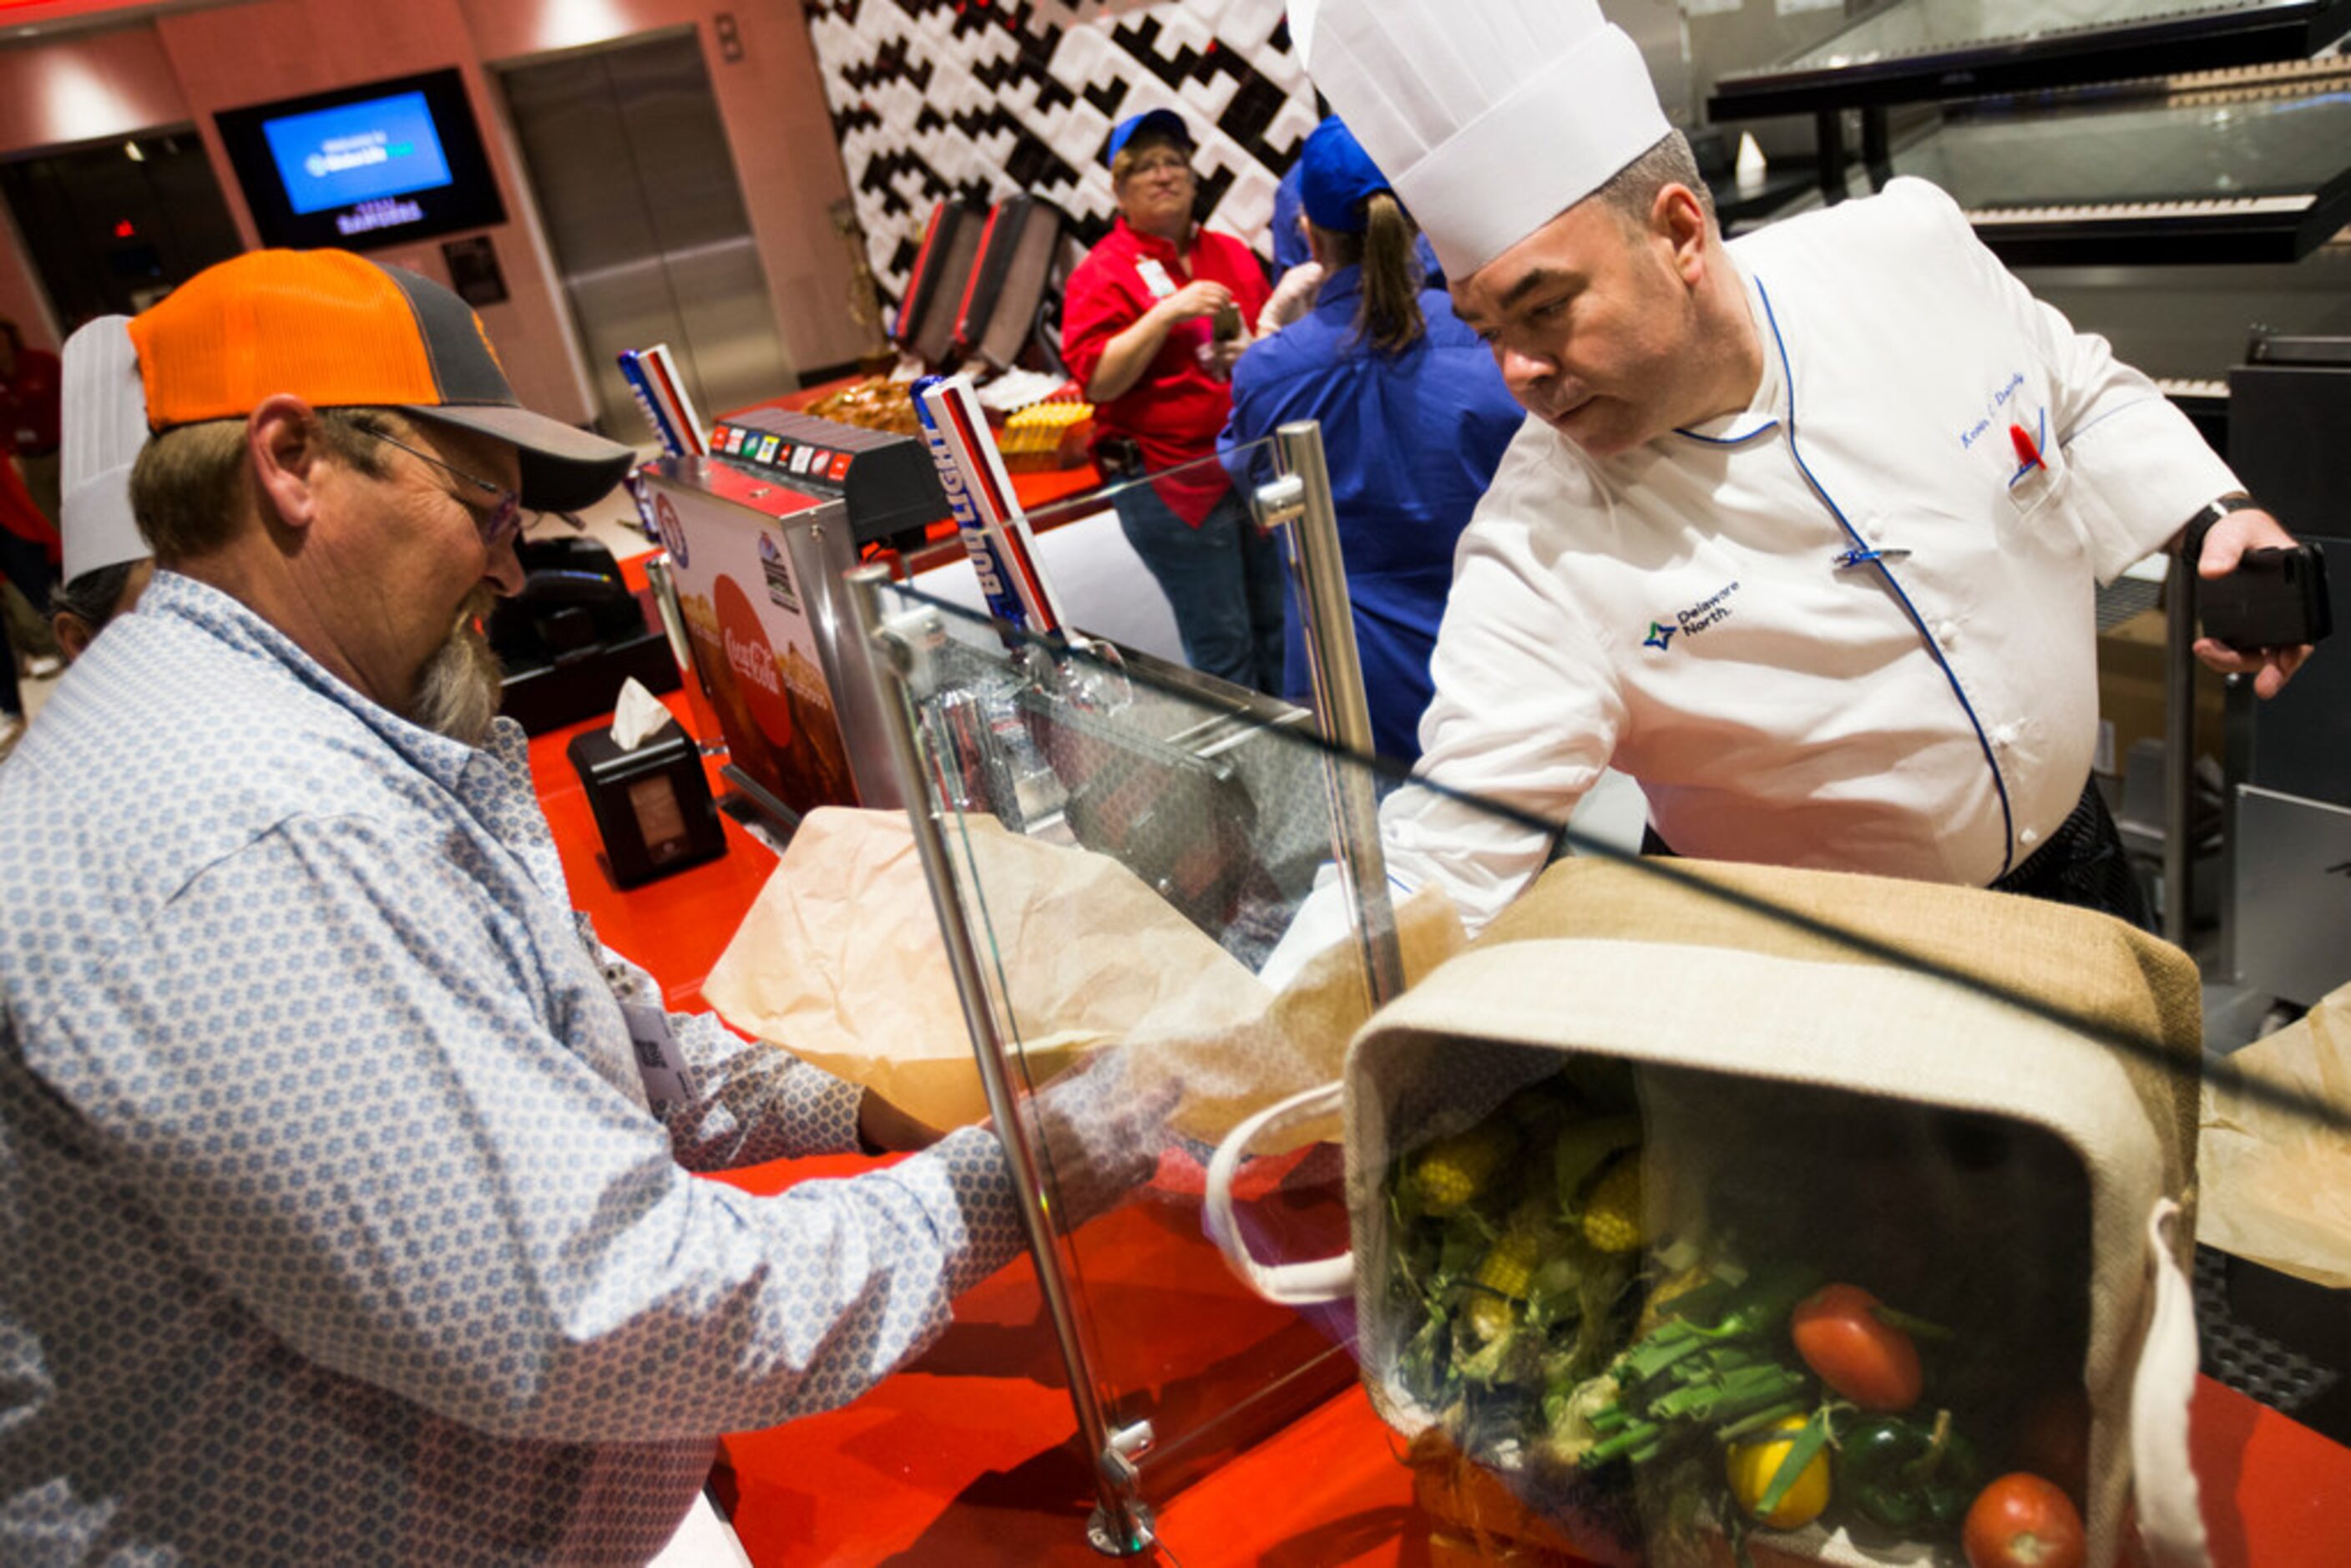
[214,67,508,251]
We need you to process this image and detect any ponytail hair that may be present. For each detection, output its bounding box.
[1317,192,1425,357]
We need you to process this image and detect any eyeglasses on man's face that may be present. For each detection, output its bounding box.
[364,427,524,553]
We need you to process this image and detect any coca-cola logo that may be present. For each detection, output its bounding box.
[712,574,792,749]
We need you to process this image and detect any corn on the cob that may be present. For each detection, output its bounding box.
[1411,1123,1516,1216]
[1580,1156,1643,1254]
[1464,1200,1550,1342]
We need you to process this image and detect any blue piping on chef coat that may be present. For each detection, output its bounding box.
[1730,277,2021,881]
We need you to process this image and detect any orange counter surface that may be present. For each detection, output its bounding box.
[530,676,2351,1567]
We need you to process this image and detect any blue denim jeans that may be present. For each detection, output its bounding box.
[1110,482,1285,695]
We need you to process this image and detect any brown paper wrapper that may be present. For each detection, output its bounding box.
[703,807,1473,1148]
[2197,979,2351,1288]
[1122,885,1467,1154]
[702,807,1253,1129]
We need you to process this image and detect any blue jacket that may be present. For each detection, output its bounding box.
[1220,266,1525,762]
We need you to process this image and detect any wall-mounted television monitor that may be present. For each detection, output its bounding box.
[215,68,506,251]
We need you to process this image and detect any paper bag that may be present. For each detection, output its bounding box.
[2198,979,2351,1288]
[1124,885,1469,1154]
[701,807,1255,1129]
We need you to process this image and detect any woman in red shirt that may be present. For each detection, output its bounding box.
[1060,110,1280,694]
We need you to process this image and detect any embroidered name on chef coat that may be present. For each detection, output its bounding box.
[1957,369,2029,453]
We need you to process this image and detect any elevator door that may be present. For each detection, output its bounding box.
[0,130,243,324]
[499,31,791,443]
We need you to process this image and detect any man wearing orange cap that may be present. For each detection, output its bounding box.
[0,250,1160,1561]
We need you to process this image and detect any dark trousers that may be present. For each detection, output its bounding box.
[1989,776,2152,932]
[1110,482,1285,697]
[1637,776,2152,932]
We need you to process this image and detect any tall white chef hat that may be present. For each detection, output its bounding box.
[1291,0,1671,282]
[61,314,149,584]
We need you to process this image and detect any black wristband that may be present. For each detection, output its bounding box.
[2187,492,2259,534]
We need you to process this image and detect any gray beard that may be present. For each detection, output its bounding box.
[410,592,503,746]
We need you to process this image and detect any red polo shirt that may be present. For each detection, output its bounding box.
[1061,218,1269,525]
[1,345,61,457]
[0,452,58,561]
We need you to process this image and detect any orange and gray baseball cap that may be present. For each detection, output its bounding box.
[129,249,634,513]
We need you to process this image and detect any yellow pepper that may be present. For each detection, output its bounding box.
[1725,1414,1831,1529]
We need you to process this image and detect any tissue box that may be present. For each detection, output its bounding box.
[566,718,727,888]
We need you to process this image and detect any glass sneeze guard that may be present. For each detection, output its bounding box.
[837,427,2344,1561]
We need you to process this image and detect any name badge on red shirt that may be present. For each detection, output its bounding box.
[1135,258,1178,301]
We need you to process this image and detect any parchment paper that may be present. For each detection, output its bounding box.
[702,807,1469,1146]
[2197,980,2351,1288]
[702,807,1251,1129]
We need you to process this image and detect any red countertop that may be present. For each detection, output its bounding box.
[532,574,2351,1568]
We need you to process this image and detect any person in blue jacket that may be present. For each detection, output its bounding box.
[1221,117,1525,763]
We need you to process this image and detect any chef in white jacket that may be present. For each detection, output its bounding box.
[1282,0,2313,939]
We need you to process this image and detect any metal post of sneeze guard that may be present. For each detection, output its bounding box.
[2163,548,2196,946]
[842,565,1155,1556]
[1260,421,1406,1009]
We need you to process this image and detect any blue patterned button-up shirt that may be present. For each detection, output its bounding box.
[0,572,1024,1564]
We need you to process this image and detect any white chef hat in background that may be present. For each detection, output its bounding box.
[1291,0,1671,283]
[61,314,150,585]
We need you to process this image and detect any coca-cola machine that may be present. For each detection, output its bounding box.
[638,452,913,828]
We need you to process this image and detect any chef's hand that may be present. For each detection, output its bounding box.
[2190,506,2314,699]
[857,1089,944,1154]
[996,1053,1178,1232]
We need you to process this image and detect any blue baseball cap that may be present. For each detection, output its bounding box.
[1298,117,1393,235]
[1105,108,1191,169]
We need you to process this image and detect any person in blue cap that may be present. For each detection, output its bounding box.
[1219,117,1524,762]
[1063,108,1281,694]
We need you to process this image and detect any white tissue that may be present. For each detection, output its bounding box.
[609,679,674,751]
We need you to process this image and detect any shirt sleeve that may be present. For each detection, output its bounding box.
[70,813,1027,1444]
[591,943,867,1169]
[1217,338,1283,492]
[1210,230,1275,322]
[1894,179,2242,581]
[1390,438,1628,933]
[1059,246,1137,395]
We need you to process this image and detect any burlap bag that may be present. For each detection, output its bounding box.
[1209,857,2206,1567]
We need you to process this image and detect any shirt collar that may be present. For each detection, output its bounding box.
[1313,264,1366,310]
[143,569,498,797]
[1673,258,1784,445]
[1115,215,1194,264]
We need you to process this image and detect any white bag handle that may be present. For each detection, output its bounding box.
[2132,1198,2209,1567]
[1202,1080,1356,1306]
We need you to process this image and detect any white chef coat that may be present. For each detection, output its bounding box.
[1379,176,2242,935]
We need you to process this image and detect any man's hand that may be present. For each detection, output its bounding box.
[1002,1054,1179,1232]
[857,1090,944,1155]
[2191,505,2314,699]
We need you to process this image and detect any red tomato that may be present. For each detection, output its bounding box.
[1789,1282,1923,1412]
[1964,1473,2087,1568]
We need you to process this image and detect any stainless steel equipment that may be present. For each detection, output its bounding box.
[498,33,793,442]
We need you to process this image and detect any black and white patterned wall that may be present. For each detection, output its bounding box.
[801,0,1322,304]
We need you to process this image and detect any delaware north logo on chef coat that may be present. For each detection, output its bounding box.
[1642,580,1742,652]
